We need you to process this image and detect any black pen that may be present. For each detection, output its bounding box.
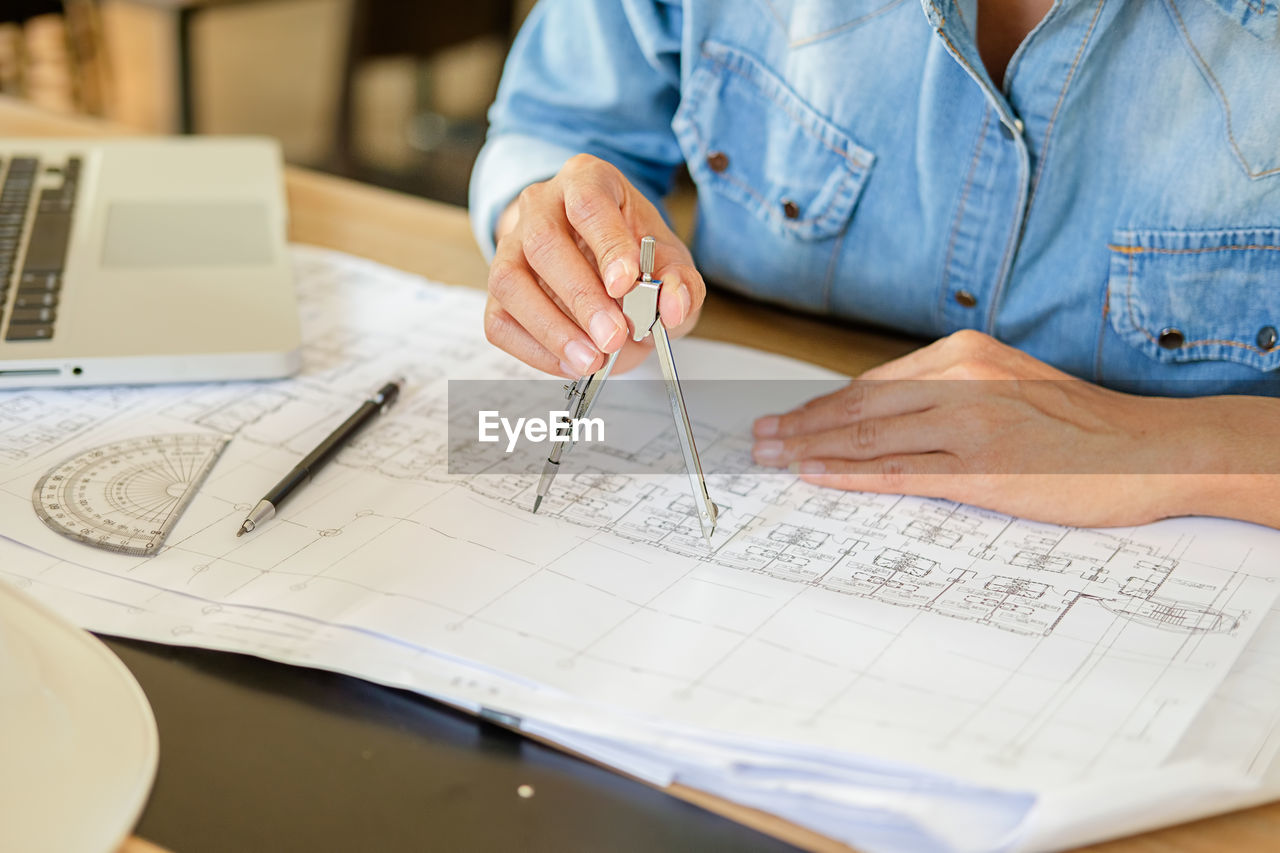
[236,379,403,537]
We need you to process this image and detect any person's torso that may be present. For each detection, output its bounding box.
[672,0,1280,394]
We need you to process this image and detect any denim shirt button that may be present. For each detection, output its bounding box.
[782,199,800,219]
[706,151,729,173]
[954,290,978,308]
[1257,325,1277,350]
[1000,118,1024,140]
[1158,328,1185,349]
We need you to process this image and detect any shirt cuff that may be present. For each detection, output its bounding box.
[468,133,580,261]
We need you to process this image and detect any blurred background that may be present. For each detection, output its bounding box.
[0,0,539,206]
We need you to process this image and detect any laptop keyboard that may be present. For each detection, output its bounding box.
[0,155,80,342]
[0,157,37,326]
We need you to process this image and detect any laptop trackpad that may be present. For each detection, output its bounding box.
[102,202,275,268]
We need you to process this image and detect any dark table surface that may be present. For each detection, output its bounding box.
[103,637,799,853]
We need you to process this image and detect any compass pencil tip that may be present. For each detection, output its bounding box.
[532,496,542,514]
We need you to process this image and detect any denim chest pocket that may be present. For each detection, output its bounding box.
[1107,228,1280,372]
[673,41,874,241]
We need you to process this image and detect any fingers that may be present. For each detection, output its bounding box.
[560,158,705,333]
[753,408,952,467]
[561,155,643,297]
[487,247,604,376]
[483,298,576,377]
[753,380,945,440]
[486,154,706,376]
[518,184,628,353]
[654,253,705,334]
[793,453,963,497]
[483,298,651,379]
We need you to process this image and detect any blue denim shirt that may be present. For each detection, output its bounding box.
[469,0,1280,395]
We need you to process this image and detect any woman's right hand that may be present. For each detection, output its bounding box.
[484,153,706,378]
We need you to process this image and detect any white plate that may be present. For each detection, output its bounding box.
[0,581,158,853]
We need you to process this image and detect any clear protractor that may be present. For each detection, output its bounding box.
[32,433,230,557]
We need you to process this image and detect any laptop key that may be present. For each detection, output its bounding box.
[23,208,72,274]
[5,323,54,342]
[13,291,57,309]
[0,153,34,308]
[10,307,56,324]
[18,272,60,293]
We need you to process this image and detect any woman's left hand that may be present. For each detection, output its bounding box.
[751,330,1214,527]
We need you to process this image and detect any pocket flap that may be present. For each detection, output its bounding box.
[673,41,874,241]
[1108,228,1280,371]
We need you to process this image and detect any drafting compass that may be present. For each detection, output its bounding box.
[532,236,719,543]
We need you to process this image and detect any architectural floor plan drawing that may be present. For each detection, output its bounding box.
[0,386,156,465]
[0,247,1277,800]
[3,530,1279,853]
[470,468,1258,641]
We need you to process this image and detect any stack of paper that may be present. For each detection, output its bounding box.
[1,246,1278,852]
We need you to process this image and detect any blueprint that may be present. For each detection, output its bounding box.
[2,527,1279,853]
[1,247,1279,850]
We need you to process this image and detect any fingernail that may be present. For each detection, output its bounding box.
[604,260,630,296]
[676,285,691,326]
[589,311,623,351]
[753,416,780,438]
[564,340,597,374]
[559,359,578,377]
[799,460,825,475]
[753,440,783,462]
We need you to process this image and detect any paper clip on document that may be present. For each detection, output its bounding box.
[532,236,719,544]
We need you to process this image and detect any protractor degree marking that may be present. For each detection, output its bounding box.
[33,433,231,557]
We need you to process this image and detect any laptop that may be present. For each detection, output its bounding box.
[0,137,301,388]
